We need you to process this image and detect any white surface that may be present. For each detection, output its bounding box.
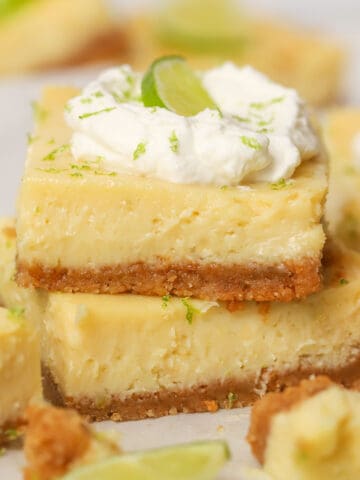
[0,1,359,478]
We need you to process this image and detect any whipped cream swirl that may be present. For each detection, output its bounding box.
[65,63,319,186]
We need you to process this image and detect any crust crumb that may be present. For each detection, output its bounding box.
[204,400,219,413]
[247,376,334,464]
[24,405,91,480]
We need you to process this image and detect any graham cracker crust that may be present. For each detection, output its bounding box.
[42,354,360,422]
[17,256,322,302]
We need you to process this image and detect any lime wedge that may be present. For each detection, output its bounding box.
[141,56,218,116]
[61,440,230,480]
[156,0,246,54]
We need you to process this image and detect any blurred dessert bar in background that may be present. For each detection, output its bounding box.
[325,109,360,252]
[126,0,343,105]
[0,0,127,75]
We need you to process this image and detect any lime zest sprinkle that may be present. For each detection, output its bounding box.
[80,97,92,104]
[71,164,91,171]
[220,185,228,190]
[227,392,238,407]
[258,127,274,134]
[27,133,37,145]
[36,167,65,174]
[79,107,116,119]
[48,138,56,145]
[240,136,262,151]
[93,91,104,98]
[133,142,146,160]
[250,96,285,110]
[31,101,48,123]
[7,307,25,321]
[340,278,349,285]
[181,298,200,324]
[257,118,273,127]
[64,103,72,113]
[161,295,171,309]
[111,91,123,103]
[69,172,83,178]
[270,178,292,190]
[234,115,250,123]
[94,170,118,177]
[169,130,179,153]
[4,428,20,441]
[42,144,70,162]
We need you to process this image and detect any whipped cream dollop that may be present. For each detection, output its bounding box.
[65,63,319,186]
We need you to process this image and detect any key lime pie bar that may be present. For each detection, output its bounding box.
[0,0,126,75]
[16,58,327,302]
[39,241,360,420]
[325,110,360,252]
[0,306,41,443]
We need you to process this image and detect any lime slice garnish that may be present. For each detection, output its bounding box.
[156,0,246,54]
[141,56,218,116]
[61,440,230,480]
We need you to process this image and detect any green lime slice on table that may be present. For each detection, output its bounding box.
[141,56,218,116]
[61,440,230,480]
[156,0,246,54]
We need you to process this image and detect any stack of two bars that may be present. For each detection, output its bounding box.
[11,61,360,423]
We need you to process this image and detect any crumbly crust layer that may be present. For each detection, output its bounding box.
[17,256,322,302]
[43,354,360,423]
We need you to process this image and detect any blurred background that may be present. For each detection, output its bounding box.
[1,0,359,215]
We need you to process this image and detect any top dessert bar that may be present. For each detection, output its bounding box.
[16,63,327,302]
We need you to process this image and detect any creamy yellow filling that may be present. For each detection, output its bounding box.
[0,0,112,74]
[264,387,360,480]
[0,218,45,326]
[17,88,327,269]
[42,245,360,399]
[0,307,42,426]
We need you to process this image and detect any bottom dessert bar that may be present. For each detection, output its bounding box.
[0,307,42,443]
[2,218,360,422]
[40,243,360,421]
